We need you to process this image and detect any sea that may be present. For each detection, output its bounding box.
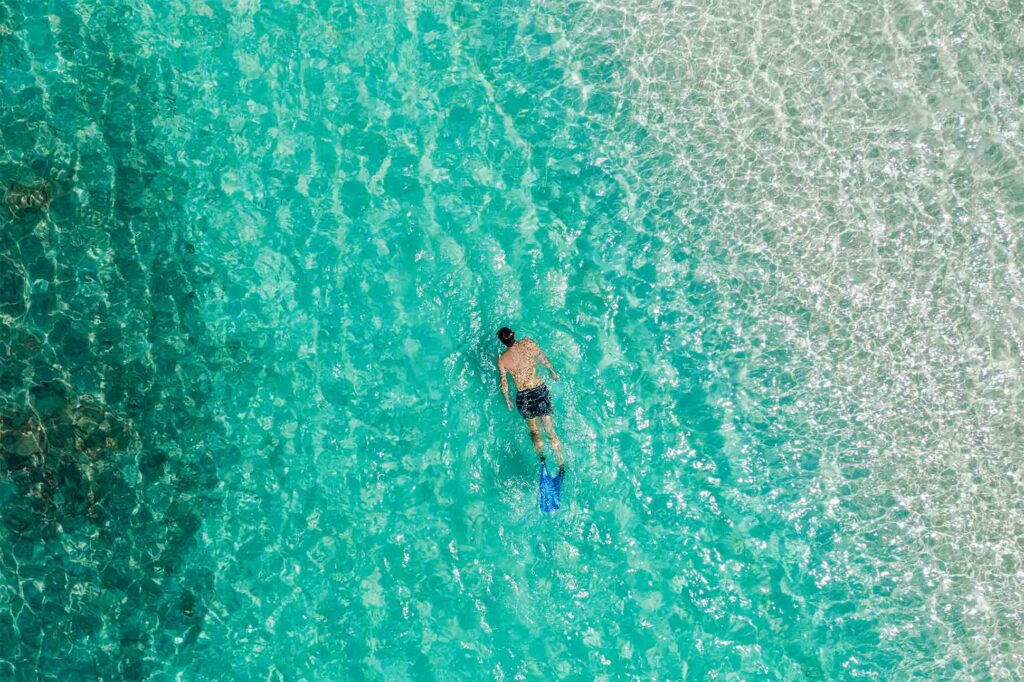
[1,0,1022,678]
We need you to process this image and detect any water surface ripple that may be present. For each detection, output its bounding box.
[0,0,1021,679]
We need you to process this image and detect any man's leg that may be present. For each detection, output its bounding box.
[540,415,563,470]
[527,418,545,459]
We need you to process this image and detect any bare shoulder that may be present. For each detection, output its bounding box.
[520,338,542,353]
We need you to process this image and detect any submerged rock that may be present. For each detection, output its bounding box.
[1,414,46,472]
[4,180,52,214]
[1,390,137,526]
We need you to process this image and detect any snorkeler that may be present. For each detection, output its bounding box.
[496,327,564,475]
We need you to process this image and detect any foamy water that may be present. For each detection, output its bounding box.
[552,0,1024,675]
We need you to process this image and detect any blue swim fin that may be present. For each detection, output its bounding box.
[539,461,564,513]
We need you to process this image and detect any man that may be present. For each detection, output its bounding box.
[496,327,564,474]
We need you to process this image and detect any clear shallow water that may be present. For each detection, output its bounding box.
[1,0,1022,678]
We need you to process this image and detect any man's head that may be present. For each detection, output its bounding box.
[497,327,516,348]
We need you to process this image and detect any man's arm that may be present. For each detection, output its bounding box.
[534,343,559,381]
[498,359,513,410]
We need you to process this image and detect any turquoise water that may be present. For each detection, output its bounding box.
[2,0,1023,678]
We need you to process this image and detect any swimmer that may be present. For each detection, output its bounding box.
[496,327,564,473]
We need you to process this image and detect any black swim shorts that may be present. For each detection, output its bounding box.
[516,384,552,419]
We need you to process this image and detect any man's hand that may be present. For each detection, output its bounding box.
[551,370,560,381]
[499,359,513,410]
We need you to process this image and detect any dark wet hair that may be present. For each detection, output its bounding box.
[497,327,515,347]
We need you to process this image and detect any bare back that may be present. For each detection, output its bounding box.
[498,339,545,391]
